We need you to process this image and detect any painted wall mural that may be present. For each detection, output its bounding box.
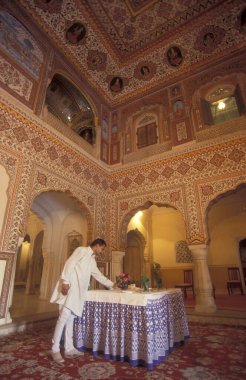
[0,56,33,101]
[0,88,246,322]
[0,10,44,79]
[101,108,109,142]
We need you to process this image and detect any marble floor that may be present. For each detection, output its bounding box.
[10,288,57,319]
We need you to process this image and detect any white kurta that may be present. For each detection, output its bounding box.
[50,246,114,317]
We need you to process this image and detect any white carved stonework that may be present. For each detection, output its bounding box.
[111,251,125,283]
[189,244,216,313]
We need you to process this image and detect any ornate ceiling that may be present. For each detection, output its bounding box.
[18,0,246,106]
[85,0,224,57]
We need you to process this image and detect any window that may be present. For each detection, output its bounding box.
[200,84,245,126]
[210,97,239,124]
[45,74,96,144]
[137,123,158,149]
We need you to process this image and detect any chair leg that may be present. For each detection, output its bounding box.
[227,284,230,295]
[183,288,187,299]
[192,286,195,299]
[240,285,243,295]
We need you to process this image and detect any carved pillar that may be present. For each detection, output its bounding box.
[144,209,153,284]
[189,244,216,313]
[39,250,48,299]
[25,242,34,295]
[111,251,125,282]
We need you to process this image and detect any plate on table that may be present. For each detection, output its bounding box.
[121,290,133,294]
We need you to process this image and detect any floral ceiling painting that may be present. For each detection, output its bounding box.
[18,0,246,105]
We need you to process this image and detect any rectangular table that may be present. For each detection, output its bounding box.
[74,288,189,370]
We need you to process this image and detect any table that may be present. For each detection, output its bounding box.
[74,289,189,370]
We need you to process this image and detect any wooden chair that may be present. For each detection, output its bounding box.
[227,267,244,295]
[175,270,195,299]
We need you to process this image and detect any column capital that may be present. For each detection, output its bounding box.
[111,251,125,282]
[189,243,208,249]
[189,244,208,259]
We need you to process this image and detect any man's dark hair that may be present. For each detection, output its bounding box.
[90,238,107,247]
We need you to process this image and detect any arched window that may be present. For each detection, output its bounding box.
[45,74,96,144]
[200,84,245,126]
[136,114,158,149]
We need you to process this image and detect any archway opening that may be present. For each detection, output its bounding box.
[45,74,96,145]
[11,190,90,319]
[0,164,9,237]
[125,229,145,286]
[239,239,246,287]
[124,204,188,288]
[206,184,246,296]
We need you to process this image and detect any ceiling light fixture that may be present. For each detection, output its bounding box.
[218,101,225,110]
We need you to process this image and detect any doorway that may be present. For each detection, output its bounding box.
[239,238,246,286]
[124,230,145,285]
[11,190,89,319]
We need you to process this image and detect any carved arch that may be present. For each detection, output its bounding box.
[203,181,246,244]
[119,200,180,249]
[26,188,94,245]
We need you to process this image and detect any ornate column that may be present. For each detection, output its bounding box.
[111,251,125,282]
[39,250,48,299]
[144,209,153,284]
[189,244,216,313]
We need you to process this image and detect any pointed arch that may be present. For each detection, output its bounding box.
[119,200,180,249]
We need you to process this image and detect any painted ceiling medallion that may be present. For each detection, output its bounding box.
[134,61,157,81]
[166,46,183,68]
[194,26,226,54]
[109,77,124,93]
[65,21,86,45]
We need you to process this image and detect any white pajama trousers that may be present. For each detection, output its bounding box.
[52,305,75,353]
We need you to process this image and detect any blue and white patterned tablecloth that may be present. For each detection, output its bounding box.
[74,289,189,370]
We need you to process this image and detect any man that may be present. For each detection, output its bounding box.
[50,238,114,363]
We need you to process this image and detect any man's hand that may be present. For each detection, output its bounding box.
[61,283,70,295]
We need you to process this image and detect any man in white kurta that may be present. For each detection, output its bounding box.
[50,239,114,363]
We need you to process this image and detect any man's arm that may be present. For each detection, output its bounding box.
[91,258,114,289]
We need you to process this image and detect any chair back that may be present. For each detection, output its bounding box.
[228,267,241,281]
[184,269,193,284]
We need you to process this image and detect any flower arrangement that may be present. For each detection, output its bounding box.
[116,273,131,289]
